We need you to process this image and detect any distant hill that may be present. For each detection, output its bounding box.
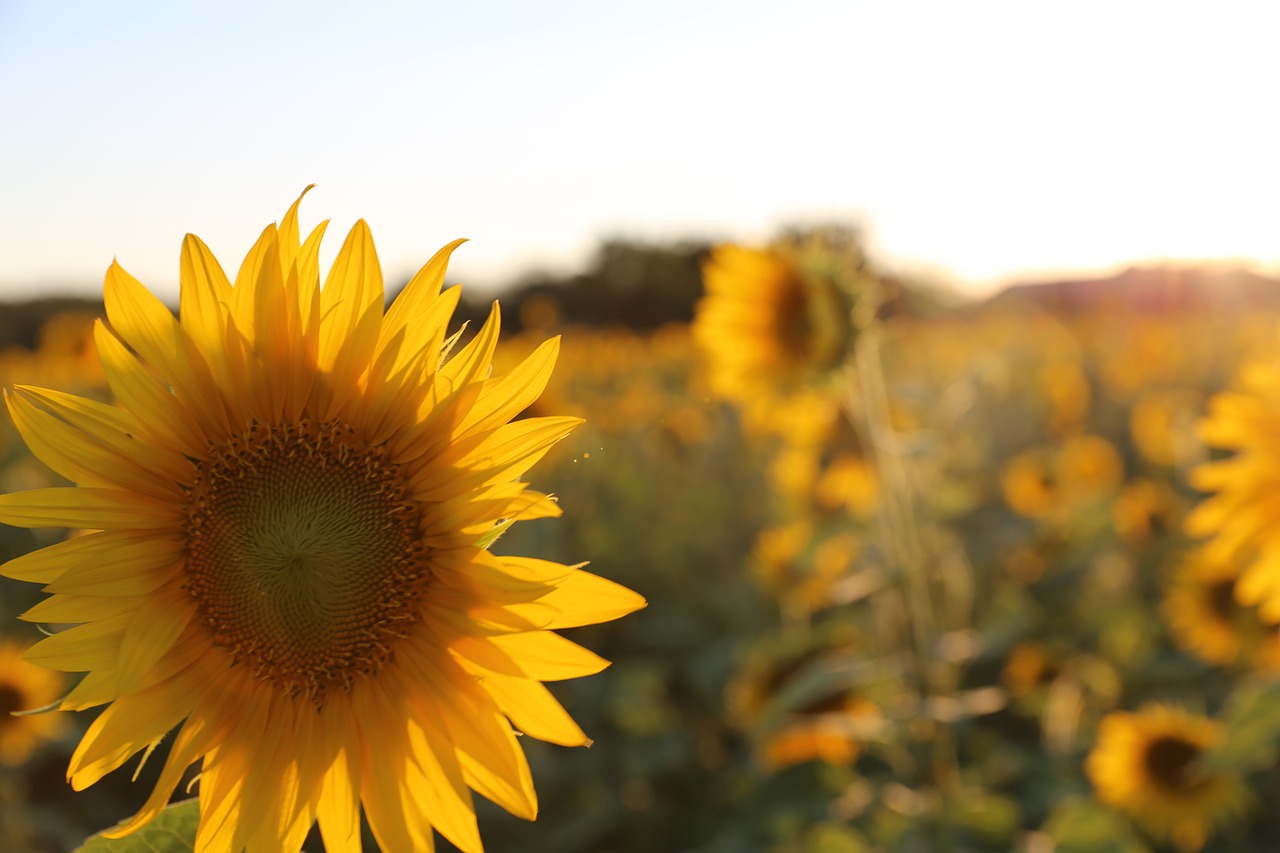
[982,265,1280,315]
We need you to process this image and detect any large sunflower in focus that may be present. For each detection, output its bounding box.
[0,191,644,852]
[1187,362,1280,622]
[0,638,66,766]
[1086,704,1247,851]
[693,232,868,404]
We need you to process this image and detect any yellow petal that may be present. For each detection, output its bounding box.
[398,640,536,820]
[94,321,207,456]
[476,672,590,747]
[44,532,184,596]
[196,743,249,853]
[240,696,316,853]
[68,665,203,789]
[0,528,148,585]
[116,589,195,693]
[11,385,194,485]
[21,592,142,624]
[412,416,583,500]
[538,568,647,629]
[355,684,437,853]
[428,547,556,601]
[456,336,560,438]
[103,711,220,838]
[437,302,500,392]
[230,223,279,345]
[276,185,316,284]
[179,233,243,416]
[317,699,363,853]
[195,693,275,853]
[396,683,482,853]
[25,613,132,672]
[104,260,230,437]
[316,220,384,418]
[294,219,330,333]
[62,668,118,711]
[5,390,181,500]
[0,487,180,529]
[425,593,553,635]
[379,238,467,376]
[486,631,610,681]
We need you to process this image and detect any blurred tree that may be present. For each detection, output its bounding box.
[444,239,712,334]
[0,298,102,349]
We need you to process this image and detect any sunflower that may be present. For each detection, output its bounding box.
[1187,362,1280,622]
[1086,704,1248,851]
[0,191,645,852]
[1001,642,1062,700]
[760,692,881,771]
[1163,549,1280,671]
[1001,450,1055,519]
[814,453,878,519]
[725,632,879,771]
[693,232,867,405]
[0,638,66,766]
[1112,478,1177,544]
[1055,434,1123,502]
[1038,359,1090,435]
[1130,389,1200,468]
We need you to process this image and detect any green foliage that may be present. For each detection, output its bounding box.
[75,799,198,853]
[1205,677,1280,774]
[451,239,712,333]
[1042,797,1150,853]
[0,297,102,349]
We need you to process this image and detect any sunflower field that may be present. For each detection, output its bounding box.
[4,209,1280,852]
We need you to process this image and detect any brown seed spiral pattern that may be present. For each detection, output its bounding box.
[183,418,430,705]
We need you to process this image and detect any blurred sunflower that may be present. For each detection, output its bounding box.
[815,453,878,519]
[1163,550,1280,671]
[1056,434,1123,501]
[725,631,880,771]
[1187,363,1280,622]
[1112,478,1177,543]
[761,692,881,770]
[0,192,644,852]
[1001,642,1062,700]
[1038,359,1090,435]
[1001,450,1055,519]
[0,639,66,766]
[1086,704,1247,851]
[1163,552,1247,668]
[752,521,814,592]
[1130,389,1199,468]
[694,232,869,404]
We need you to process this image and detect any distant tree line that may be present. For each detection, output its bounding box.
[0,232,951,351]
[444,239,714,334]
[0,298,105,350]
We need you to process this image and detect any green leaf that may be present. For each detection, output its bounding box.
[1042,796,1149,853]
[74,798,199,853]
[1204,676,1280,773]
[476,517,517,550]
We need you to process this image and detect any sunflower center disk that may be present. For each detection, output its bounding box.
[184,418,429,704]
[1207,579,1238,621]
[1144,735,1204,793]
[0,684,24,718]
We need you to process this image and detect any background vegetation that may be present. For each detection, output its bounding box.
[3,236,1280,852]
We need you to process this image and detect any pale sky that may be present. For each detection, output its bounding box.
[2,0,1279,302]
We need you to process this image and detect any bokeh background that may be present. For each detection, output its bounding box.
[5,2,1280,851]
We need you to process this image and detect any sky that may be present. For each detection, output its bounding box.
[2,0,1279,303]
